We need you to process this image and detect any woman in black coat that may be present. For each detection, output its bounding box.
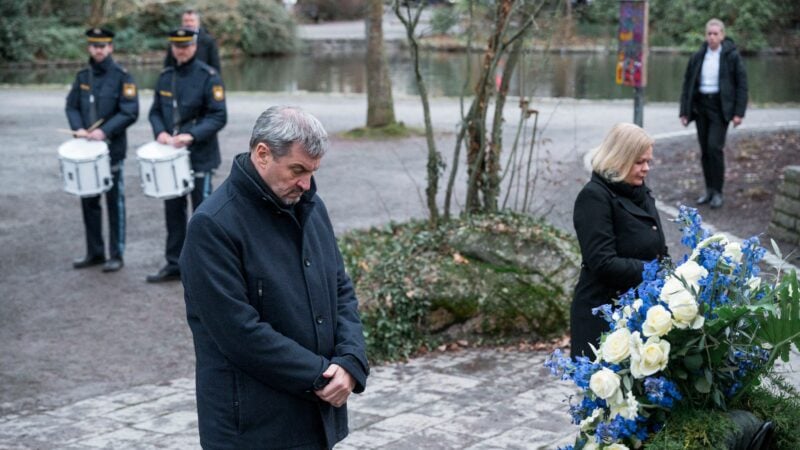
[571,123,668,358]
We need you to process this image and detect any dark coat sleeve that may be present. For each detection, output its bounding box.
[679,54,697,120]
[148,81,167,138]
[573,186,644,290]
[328,245,369,393]
[186,71,226,143]
[204,33,221,73]
[731,52,748,118]
[181,212,329,400]
[100,71,139,139]
[65,75,84,130]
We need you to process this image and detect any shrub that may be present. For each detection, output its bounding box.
[238,0,299,56]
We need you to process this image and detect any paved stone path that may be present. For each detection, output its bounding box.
[0,350,576,449]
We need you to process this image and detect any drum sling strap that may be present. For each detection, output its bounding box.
[171,71,180,137]
[88,66,98,127]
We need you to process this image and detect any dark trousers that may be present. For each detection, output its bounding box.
[163,171,213,268]
[694,93,730,194]
[81,167,125,260]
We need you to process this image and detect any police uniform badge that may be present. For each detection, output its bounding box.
[123,83,136,98]
[212,85,225,101]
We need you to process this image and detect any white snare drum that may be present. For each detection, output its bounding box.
[57,139,112,197]
[136,142,194,199]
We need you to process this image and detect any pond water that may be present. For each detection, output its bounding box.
[2,51,798,103]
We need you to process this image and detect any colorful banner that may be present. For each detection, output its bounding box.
[616,1,648,87]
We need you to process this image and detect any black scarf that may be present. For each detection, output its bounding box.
[595,172,649,209]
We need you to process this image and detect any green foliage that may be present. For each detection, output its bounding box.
[342,122,420,139]
[295,0,366,22]
[238,0,299,56]
[340,211,576,362]
[430,6,460,35]
[340,220,439,362]
[646,382,800,449]
[645,406,736,449]
[578,0,793,50]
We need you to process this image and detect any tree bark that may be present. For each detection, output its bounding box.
[366,0,396,128]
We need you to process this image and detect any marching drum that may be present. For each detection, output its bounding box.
[57,138,112,197]
[136,142,194,199]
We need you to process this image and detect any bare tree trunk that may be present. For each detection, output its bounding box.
[394,2,440,226]
[484,34,524,212]
[465,0,513,214]
[89,0,106,26]
[366,0,396,128]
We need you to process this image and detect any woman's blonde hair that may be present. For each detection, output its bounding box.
[590,123,654,182]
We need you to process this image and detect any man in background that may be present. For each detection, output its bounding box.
[66,28,139,272]
[164,9,221,73]
[679,18,748,209]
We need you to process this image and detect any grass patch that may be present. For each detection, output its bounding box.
[341,122,421,140]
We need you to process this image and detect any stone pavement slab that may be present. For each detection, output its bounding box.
[0,349,575,449]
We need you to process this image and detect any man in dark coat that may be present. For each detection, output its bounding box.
[164,9,221,73]
[66,27,139,272]
[147,28,227,283]
[179,106,369,449]
[679,18,748,209]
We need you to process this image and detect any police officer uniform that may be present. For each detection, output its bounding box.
[65,28,139,272]
[147,28,227,282]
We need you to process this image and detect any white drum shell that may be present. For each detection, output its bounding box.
[57,139,112,197]
[136,142,194,199]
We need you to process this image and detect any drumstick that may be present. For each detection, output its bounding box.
[56,128,79,135]
[87,119,105,132]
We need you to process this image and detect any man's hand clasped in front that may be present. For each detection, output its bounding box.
[315,363,355,408]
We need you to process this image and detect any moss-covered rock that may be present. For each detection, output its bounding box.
[339,211,579,362]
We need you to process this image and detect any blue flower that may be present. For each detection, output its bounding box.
[644,377,683,408]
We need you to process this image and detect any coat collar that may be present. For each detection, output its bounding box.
[590,172,655,220]
[230,152,317,220]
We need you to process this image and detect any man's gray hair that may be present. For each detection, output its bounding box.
[249,106,329,158]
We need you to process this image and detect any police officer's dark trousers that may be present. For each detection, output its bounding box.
[695,93,729,194]
[81,166,125,259]
[163,171,213,268]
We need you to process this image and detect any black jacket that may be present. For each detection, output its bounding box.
[679,37,748,123]
[149,57,227,172]
[179,153,369,449]
[164,28,221,73]
[570,173,667,358]
[65,56,139,164]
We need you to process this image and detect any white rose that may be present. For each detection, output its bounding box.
[607,444,631,450]
[589,368,622,402]
[583,443,599,450]
[630,332,670,378]
[642,304,673,337]
[690,233,728,260]
[666,288,704,329]
[673,260,708,290]
[610,391,640,420]
[601,328,632,364]
[579,407,603,432]
[723,242,743,263]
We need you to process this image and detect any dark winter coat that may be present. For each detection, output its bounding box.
[570,173,667,358]
[164,28,221,73]
[679,37,748,123]
[65,56,139,164]
[148,57,226,172]
[179,153,369,449]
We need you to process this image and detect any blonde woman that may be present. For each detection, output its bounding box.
[571,123,668,358]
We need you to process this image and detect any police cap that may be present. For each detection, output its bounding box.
[86,27,114,46]
[168,28,198,47]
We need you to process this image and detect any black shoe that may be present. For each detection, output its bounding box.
[710,192,724,209]
[73,254,105,269]
[696,191,712,205]
[102,258,124,273]
[146,266,181,283]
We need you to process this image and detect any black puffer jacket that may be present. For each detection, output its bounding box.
[679,37,748,123]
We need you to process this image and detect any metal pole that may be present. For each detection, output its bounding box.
[633,86,644,127]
